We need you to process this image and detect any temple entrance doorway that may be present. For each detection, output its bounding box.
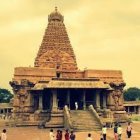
[85,89,96,108]
[57,89,67,110]
[33,94,39,111]
[42,89,52,111]
[70,89,83,110]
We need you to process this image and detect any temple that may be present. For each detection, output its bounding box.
[10,8,127,130]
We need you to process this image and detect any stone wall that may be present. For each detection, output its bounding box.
[84,70,124,83]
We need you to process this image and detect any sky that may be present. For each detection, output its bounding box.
[0,0,140,91]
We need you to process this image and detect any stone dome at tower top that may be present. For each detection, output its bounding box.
[48,7,64,22]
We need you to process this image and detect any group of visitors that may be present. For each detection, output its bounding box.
[113,123,122,140]
[113,122,132,140]
[50,129,94,140]
[100,122,133,140]
[50,129,76,140]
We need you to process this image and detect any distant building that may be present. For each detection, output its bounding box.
[0,103,13,114]
[124,101,140,114]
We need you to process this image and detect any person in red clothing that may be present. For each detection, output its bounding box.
[56,130,61,140]
[60,130,63,140]
[65,129,69,140]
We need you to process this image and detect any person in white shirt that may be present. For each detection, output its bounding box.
[86,133,92,140]
[117,124,122,140]
[49,129,54,140]
[126,122,132,138]
[1,129,7,140]
[75,102,78,110]
[102,125,107,140]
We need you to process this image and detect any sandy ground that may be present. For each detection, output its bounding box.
[0,121,140,140]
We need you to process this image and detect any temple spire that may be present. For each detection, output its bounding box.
[55,6,58,12]
[34,8,78,71]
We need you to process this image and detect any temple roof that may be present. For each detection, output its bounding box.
[0,103,13,109]
[32,79,111,90]
[48,7,64,22]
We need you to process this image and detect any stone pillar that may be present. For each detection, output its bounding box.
[95,90,100,110]
[52,89,57,111]
[83,90,86,110]
[38,93,43,110]
[128,106,130,113]
[103,93,107,109]
[66,90,70,108]
[138,106,140,114]
[134,106,137,114]
[5,108,8,114]
[3,109,5,114]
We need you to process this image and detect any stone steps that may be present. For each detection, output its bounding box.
[70,110,102,131]
[15,121,39,126]
[72,123,101,126]
[45,124,64,128]
[45,111,64,128]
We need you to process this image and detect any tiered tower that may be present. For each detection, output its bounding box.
[34,7,77,71]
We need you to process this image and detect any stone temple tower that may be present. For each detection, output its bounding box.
[34,7,78,71]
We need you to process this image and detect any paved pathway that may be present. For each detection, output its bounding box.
[0,122,140,140]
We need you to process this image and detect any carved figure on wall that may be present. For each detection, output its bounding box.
[112,89,123,110]
[14,88,28,112]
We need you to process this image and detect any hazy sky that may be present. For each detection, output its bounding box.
[0,0,140,91]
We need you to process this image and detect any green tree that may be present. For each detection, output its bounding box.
[124,87,140,101]
[0,88,13,103]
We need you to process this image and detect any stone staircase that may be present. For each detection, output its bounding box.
[70,110,102,131]
[45,111,64,128]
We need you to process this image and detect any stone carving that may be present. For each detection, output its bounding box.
[36,50,77,70]
[10,80,34,113]
[112,89,123,110]
[110,82,125,111]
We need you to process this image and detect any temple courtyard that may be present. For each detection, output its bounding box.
[0,121,140,140]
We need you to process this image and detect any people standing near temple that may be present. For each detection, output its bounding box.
[75,102,78,110]
[56,130,61,140]
[114,123,118,140]
[0,129,7,140]
[65,129,70,140]
[117,124,122,140]
[86,133,92,140]
[126,122,132,138]
[102,125,107,140]
[49,129,54,140]
[70,131,75,140]
[60,130,63,140]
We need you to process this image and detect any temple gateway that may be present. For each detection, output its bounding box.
[10,8,127,130]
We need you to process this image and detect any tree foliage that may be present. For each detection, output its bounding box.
[0,88,13,103]
[124,87,140,101]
